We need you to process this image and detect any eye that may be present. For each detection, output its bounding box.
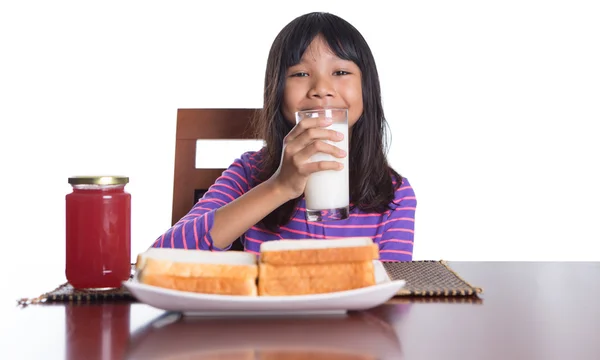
[333,70,351,76]
[290,71,309,77]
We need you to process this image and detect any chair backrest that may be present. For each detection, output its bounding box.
[172,108,261,228]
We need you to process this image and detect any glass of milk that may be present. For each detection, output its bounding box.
[295,108,349,221]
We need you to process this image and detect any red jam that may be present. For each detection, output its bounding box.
[66,176,131,289]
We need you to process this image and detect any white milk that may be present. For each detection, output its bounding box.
[304,122,349,210]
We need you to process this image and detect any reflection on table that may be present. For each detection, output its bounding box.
[126,307,405,360]
[61,302,409,360]
[64,303,131,360]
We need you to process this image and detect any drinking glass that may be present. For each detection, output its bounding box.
[295,108,349,221]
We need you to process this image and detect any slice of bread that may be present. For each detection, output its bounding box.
[259,238,379,265]
[258,272,376,296]
[136,248,257,270]
[142,258,257,279]
[259,261,374,280]
[136,248,258,296]
[258,238,379,296]
[142,274,258,296]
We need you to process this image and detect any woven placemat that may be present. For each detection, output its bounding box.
[18,260,482,306]
[17,266,137,306]
[383,260,483,297]
[17,281,136,306]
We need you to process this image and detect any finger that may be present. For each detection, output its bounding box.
[284,117,333,144]
[299,160,344,175]
[285,128,343,155]
[293,140,347,165]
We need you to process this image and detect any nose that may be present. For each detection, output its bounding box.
[308,75,335,99]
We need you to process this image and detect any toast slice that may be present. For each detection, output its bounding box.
[142,256,257,279]
[259,238,379,265]
[259,261,374,280]
[136,248,258,296]
[258,271,376,296]
[142,274,258,296]
[136,248,257,270]
[258,238,379,296]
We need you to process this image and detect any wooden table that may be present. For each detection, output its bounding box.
[3,262,599,359]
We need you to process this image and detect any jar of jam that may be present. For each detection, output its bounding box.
[66,176,131,289]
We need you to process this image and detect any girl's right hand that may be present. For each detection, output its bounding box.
[270,116,346,201]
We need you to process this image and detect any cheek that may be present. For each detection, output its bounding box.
[347,86,363,127]
[348,108,362,128]
[282,85,298,125]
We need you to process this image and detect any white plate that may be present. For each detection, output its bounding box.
[124,260,405,316]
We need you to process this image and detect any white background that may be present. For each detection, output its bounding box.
[1,0,599,308]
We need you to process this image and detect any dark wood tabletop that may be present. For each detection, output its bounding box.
[3,262,600,359]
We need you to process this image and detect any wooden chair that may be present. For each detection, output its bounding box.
[172,108,261,250]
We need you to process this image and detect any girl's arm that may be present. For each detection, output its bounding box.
[151,152,288,251]
[378,178,417,261]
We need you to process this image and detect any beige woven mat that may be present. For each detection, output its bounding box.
[18,260,482,305]
[384,260,483,297]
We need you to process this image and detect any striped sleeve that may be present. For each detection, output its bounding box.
[378,177,417,262]
[151,151,258,251]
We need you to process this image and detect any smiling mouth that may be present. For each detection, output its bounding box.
[300,106,346,111]
[303,107,325,111]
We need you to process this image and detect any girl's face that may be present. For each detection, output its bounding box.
[282,36,363,128]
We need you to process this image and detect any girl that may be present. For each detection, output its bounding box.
[151,12,417,262]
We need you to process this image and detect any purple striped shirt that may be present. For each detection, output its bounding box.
[152,149,417,262]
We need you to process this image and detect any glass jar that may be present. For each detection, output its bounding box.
[66,176,131,289]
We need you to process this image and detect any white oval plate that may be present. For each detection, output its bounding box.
[124,260,405,316]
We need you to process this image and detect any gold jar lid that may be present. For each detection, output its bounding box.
[68,176,129,185]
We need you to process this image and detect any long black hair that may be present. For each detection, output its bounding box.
[253,12,402,232]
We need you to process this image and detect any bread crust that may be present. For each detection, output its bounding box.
[141,274,258,296]
[260,244,379,265]
[135,253,145,270]
[259,261,374,279]
[142,258,258,279]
